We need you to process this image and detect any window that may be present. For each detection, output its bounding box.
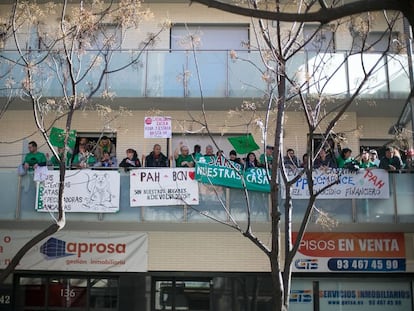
[15,275,119,310]
[74,132,117,155]
[170,24,249,50]
[154,279,211,311]
[91,23,122,50]
[352,31,400,53]
[303,24,335,52]
[78,23,122,50]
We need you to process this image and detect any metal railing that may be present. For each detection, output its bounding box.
[0,50,411,100]
[2,168,413,224]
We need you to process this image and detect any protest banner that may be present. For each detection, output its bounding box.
[284,168,390,199]
[196,157,389,199]
[195,156,270,192]
[130,168,199,206]
[36,170,120,213]
[144,116,172,138]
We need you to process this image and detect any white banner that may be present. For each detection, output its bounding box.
[0,231,147,272]
[36,170,120,213]
[144,116,172,138]
[130,168,199,206]
[284,168,389,199]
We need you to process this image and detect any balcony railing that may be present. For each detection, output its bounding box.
[1,168,414,224]
[0,50,411,100]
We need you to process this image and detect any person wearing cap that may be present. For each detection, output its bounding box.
[379,147,403,171]
[369,149,380,167]
[260,145,274,168]
[359,150,376,168]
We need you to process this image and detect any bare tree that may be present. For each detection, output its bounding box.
[190,0,414,26]
[0,0,166,283]
[184,1,406,310]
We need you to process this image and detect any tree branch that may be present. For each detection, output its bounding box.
[191,0,404,23]
[0,224,61,284]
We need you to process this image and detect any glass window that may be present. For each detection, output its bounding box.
[154,279,210,311]
[90,278,119,309]
[352,31,400,53]
[303,25,335,52]
[17,277,47,308]
[15,275,119,311]
[290,279,314,311]
[319,279,412,311]
[48,277,87,308]
[92,23,122,50]
[171,24,249,50]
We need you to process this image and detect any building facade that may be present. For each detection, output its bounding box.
[0,1,414,310]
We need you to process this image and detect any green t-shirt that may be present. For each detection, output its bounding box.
[359,160,376,168]
[260,154,273,165]
[176,154,194,167]
[72,152,96,167]
[24,152,47,168]
[336,156,354,168]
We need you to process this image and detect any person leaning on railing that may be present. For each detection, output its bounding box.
[144,144,169,167]
[174,143,194,168]
[72,144,96,168]
[23,141,47,171]
[359,150,377,168]
[119,148,142,170]
[379,147,403,171]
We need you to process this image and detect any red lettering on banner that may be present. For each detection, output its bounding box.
[363,170,385,189]
[66,242,126,257]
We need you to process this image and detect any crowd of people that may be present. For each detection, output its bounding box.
[20,138,414,173]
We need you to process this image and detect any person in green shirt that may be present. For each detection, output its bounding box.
[260,145,274,169]
[174,143,194,168]
[72,144,96,168]
[336,147,355,168]
[359,150,377,168]
[23,141,47,171]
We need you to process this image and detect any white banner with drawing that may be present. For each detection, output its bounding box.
[283,168,390,199]
[130,168,199,206]
[36,170,120,213]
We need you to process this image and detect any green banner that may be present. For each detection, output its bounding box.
[49,127,77,149]
[195,157,270,192]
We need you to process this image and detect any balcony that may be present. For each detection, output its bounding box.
[0,50,411,104]
[1,168,414,225]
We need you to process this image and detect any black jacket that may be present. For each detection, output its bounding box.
[145,152,169,167]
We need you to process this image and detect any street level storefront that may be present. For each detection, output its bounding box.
[0,231,413,310]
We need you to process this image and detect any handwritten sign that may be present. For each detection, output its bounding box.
[144,116,172,138]
[130,168,199,206]
[195,156,270,192]
[284,168,389,199]
[36,170,120,213]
